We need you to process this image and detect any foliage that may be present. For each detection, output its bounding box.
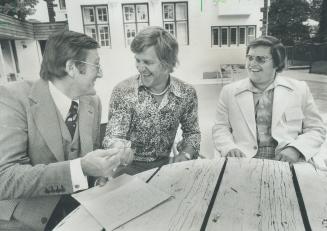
[317,0,327,41]
[0,0,39,21]
[268,0,311,45]
[308,0,323,21]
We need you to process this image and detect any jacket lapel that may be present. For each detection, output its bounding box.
[29,79,65,161]
[79,97,95,156]
[272,77,294,129]
[235,80,257,139]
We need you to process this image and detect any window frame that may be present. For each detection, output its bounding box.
[81,5,111,47]
[162,1,189,45]
[211,26,220,47]
[59,0,66,10]
[211,25,256,47]
[122,3,150,47]
[230,27,238,46]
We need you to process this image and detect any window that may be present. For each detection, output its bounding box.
[59,0,66,10]
[247,26,256,43]
[162,2,189,45]
[230,27,237,45]
[221,27,228,46]
[122,3,149,46]
[82,5,111,47]
[239,27,246,45]
[212,27,219,46]
[211,26,256,47]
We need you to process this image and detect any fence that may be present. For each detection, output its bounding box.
[286,43,327,67]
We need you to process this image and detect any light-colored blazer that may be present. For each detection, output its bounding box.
[212,76,326,161]
[0,79,101,230]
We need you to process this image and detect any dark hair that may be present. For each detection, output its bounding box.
[130,26,179,73]
[246,36,286,72]
[40,30,99,80]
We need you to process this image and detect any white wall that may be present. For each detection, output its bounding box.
[15,40,43,81]
[27,0,49,22]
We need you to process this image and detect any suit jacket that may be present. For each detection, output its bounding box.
[212,76,326,161]
[0,79,102,230]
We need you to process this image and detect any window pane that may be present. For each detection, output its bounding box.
[163,4,174,20]
[125,24,137,45]
[176,3,187,20]
[239,27,245,44]
[230,28,237,45]
[221,28,228,45]
[137,23,149,32]
[164,22,175,36]
[98,25,110,46]
[247,27,255,43]
[136,4,148,22]
[123,5,135,22]
[83,7,95,24]
[84,26,97,40]
[96,7,108,23]
[176,21,188,45]
[212,28,219,45]
[59,0,66,9]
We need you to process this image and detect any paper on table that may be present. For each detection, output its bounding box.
[72,174,172,231]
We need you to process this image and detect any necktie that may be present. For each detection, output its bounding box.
[65,101,78,139]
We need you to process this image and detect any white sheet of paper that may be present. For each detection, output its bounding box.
[72,174,172,231]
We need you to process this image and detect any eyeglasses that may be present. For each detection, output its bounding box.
[72,60,102,74]
[246,55,272,64]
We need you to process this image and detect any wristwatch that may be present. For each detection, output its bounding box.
[181,151,192,160]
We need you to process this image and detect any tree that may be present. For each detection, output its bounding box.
[309,0,323,21]
[317,0,327,41]
[0,0,39,21]
[268,0,311,45]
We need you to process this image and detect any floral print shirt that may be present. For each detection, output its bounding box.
[102,75,201,162]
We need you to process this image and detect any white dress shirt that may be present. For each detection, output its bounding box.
[49,81,88,192]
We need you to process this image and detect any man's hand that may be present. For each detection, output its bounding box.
[105,139,135,166]
[275,147,303,164]
[81,149,121,177]
[226,148,246,157]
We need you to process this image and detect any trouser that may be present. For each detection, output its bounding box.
[44,195,79,231]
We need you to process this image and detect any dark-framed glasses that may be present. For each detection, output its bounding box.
[72,60,102,74]
[246,55,272,64]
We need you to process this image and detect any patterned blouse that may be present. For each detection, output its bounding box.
[102,75,201,162]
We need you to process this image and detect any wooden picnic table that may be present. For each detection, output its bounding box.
[54,158,327,231]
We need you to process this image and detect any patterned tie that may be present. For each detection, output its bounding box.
[65,101,78,139]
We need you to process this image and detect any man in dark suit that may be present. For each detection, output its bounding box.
[0,30,122,230]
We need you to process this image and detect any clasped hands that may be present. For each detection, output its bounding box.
[81,139,134,179]
[226,146,303,164]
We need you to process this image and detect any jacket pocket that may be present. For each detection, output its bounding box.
[284,107,304,134]
[284,107,304,121]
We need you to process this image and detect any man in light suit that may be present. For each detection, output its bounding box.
[0,31,123,230]
[212,36,326,163]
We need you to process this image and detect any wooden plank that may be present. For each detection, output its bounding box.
[116,159,225,231]
[206,158,304,231]
[54,168,159,231]
[293,163,327,231]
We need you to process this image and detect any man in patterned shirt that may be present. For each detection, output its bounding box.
[212,36,326,164]
[103,26,201,175]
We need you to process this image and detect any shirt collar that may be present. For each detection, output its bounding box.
[48,81,79,119]
[235,75,294,95]
[137,75,185,98]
